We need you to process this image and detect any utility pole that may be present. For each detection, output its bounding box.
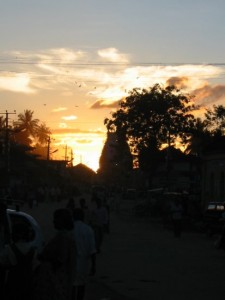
[0,110,16,176]
[46,136,58,161]
[46,136,51,161]
[70,149,74,167]
[65,144,68,161]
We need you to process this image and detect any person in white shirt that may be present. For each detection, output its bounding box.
[72,208,96,300]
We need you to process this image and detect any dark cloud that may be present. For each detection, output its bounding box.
[192,84,225,105]
[166,76,189,89]
[90,99,120,109]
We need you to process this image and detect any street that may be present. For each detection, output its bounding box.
[24,200,225,300]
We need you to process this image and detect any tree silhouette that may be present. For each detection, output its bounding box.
[0,116,6,129]
[205,105,225,136]
[104,84,197,160]
[184,105,225,156]
[35,122,51,145]
[17,109,39,135]
[184,117,211,156]
[13,110,39,146]
[0,116,6,154]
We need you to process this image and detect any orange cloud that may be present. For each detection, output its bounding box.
[166,76,189,89]
[51,128,104,135]
[192,84,225,105]
[52,128,82,134]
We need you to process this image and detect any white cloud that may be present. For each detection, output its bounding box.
[37,48,86,64]
[52,107,68,112]
[97,48,129,63]
[0,48,224,106]
[0,73,35,93]
[61,115,77,121]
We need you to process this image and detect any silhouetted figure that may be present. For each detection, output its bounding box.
[66,198,76,214]
[1,223,37,300]
[33,208,77,300]
[72,208,96,300]
[90,197,108,253]
[103,198,110,234]
[79,198,88,210]
[79,198,90,224]
[170,197,183,238]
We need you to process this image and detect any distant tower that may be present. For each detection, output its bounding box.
[99,131,133,185]
[100,132,117,168]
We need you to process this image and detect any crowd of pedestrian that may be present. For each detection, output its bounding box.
[0,188,110,300]
[0,183,81,208]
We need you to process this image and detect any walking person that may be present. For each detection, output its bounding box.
[72,208,96,300]
[90,197,109,253]
[170,196,183,238]
[33,208,77,300]
[66,198,76,214]
[79,198,90,224]
[0,222,37,300]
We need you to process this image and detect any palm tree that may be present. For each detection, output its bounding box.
[13,110,40,147]
[17,110,40,136]
[32,122,52,159]
[35,122,51,145]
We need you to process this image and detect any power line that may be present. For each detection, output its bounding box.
[1,57,225,67]
[1,70,225,81]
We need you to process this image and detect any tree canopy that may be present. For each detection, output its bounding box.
[205,104,225,136]
[12,109,51,149]
[104,84,197,155]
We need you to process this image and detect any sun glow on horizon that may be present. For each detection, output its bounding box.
[1,48,225,173]
[51,131,106,172]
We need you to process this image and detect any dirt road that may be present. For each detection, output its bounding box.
[24,200,225,300]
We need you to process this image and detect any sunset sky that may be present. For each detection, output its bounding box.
[1,0,225,171]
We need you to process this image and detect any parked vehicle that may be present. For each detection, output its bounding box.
[203,202,225,236]
[0,200,44,253]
